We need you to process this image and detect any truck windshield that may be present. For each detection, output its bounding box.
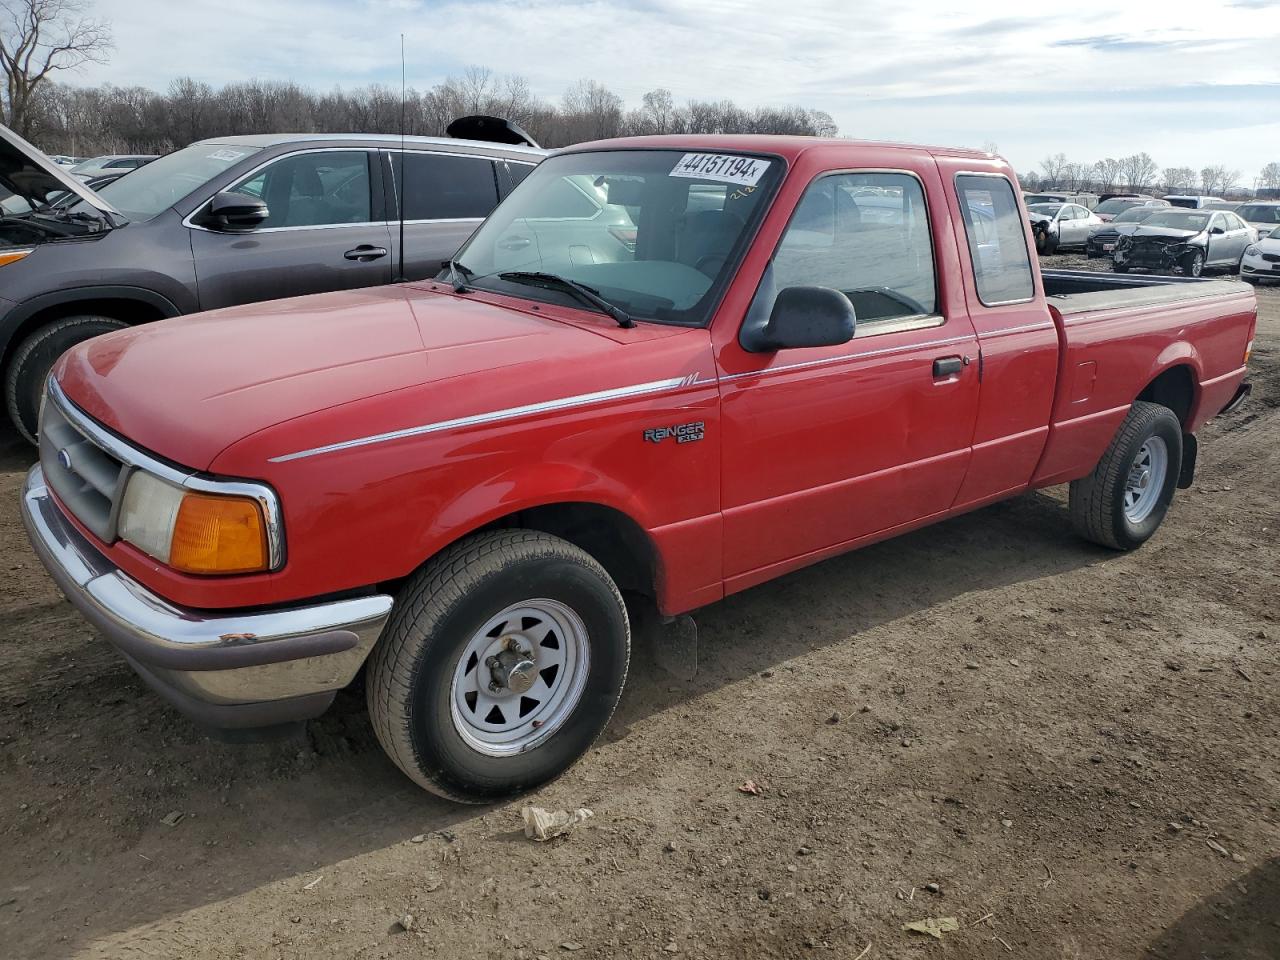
[452,149,781,326]
[93,143,263,221]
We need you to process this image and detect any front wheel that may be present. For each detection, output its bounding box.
[1069,401,1183,551]
[1181,250,1205,278]
[4,316,128,444]
[366,530,630,802]
[1112,263,1130,273]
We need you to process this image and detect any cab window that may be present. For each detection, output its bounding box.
[956,175,1035,305]
[770,172,937,324]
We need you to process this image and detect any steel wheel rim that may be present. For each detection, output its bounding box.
[1123,436,1168,524]
[450,598,590,757]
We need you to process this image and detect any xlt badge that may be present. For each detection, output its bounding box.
[643,421,704,444]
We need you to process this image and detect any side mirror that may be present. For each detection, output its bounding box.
[201,191,270,231]
[742,285,856,353]
[1209,226,1225,235]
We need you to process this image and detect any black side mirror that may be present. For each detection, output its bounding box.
[201,191,270,231]
[1209,226,1225,235]
[742,285,856,353]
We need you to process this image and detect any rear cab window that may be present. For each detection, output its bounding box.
[955,175,1035,305]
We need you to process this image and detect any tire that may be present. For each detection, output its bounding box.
[1181,250,1205,278]
[4,316,128,444]
[1069,401,1183,551]
[1086,249,1098,259]
[366,530,630,802]
[1112,263,1130,273]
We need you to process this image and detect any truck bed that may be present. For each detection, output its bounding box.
[1041,270,1245,316]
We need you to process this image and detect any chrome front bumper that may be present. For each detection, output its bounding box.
[21,465,393,729]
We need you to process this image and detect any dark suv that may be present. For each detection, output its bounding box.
[0,123,545,441]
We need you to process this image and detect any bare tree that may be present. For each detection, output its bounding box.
[0,0,111,136]
[1061,161,1093,192]
[1199,165,1240,195]
[1038,152,1067,187]
[1095,157,1124,193]
[1261,161,1280,190]
[1162,166,1197,193]
[1118,152,1158,192]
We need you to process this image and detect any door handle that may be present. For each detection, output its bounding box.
[498,236,531,251]
[344,245,388,262]
[932,355,966,378]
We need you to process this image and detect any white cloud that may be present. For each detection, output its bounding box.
[80,0,1280,176]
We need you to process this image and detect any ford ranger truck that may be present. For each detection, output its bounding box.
[21,137,1255,802]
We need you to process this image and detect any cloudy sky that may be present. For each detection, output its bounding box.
[75,0,1280,180]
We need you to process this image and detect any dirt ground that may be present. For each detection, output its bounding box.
[1,255,1277,960]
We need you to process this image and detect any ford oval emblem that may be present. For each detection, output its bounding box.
[57,447,73,471]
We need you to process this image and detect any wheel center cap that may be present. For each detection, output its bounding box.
[505,659,538,694]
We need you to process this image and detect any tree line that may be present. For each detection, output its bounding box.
[1022,152,1280,199]
[18,69,839,156]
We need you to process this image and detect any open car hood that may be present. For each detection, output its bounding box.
[0,123,120,219]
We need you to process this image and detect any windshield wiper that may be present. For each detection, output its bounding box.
[498,271,635,328]
[444,259,473,293]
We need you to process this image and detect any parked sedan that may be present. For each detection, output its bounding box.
[1026,201,1102,253]
[1093,195,1169,222]
[1235,202,1280,240]
[1085,206,1160,259]
[1240,233,1280,283]
[1113,208,1257,276]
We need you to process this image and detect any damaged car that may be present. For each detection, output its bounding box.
[1113,208,1257,277]
[1026,201,1101,253]
[1085,206,1161,259]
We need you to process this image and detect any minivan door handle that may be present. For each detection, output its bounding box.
[344,245,388,262]
[933,356,965,378]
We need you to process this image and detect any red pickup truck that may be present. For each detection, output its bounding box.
[21,136,1254,802]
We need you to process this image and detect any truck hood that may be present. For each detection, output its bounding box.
[0,123,119,221]
[54,284,636,470]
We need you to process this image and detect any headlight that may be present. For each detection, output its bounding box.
[1244,244,1260,257]
[119,470,271,574]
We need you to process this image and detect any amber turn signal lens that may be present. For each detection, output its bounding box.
[0,249,32,268]
[169,493,268,575]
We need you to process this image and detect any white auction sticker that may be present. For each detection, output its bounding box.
[208,149,248,162]
[670,153,770,186]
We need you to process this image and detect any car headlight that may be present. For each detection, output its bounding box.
[119,470,273,574]
[1244,244,1260,257]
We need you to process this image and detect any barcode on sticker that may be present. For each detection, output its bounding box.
[670,153,769,186]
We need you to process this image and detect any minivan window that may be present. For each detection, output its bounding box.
[96,142,263,221]
[392,152,498,220]
[232,151,372,228]
[771,171,937,324]
[956,175,1035,305]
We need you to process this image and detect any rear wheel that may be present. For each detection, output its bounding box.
[1069,401,1183,551]
[366,530,630,802]
[4,316,127,444]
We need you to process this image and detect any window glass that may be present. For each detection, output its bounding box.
[956,175,1035,305]
[498,160,536,197]
[771,172,937,323]
[232,151,371,228]
[93,143,262,221]
[393,152,497,220]
[453,149,780,326]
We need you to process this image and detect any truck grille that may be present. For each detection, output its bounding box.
[38,383,128,544]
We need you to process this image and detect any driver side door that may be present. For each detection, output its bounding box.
[189,149,392,310]
[715,167,981,588]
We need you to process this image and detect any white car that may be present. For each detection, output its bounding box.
[1026,201,1103,253]
[1240,233,1280,283]
[1235,202,1280,240]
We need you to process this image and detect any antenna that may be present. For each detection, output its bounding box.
[397,33,406,283]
